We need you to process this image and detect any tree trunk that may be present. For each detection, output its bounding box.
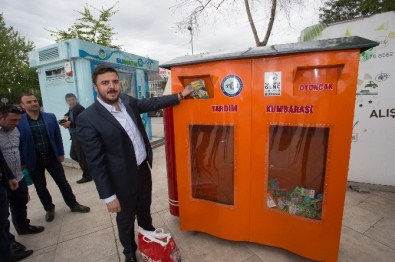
[244,0,260,47]
[244,0,277,47]
[262,0,277,46]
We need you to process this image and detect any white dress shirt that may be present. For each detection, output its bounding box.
[97,97,147,203]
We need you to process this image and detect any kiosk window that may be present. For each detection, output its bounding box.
[266,125,329,220]
[45,67,66,82]
[190,125,234,205]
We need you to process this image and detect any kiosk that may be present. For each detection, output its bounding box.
[28,39,157,157]
[161,36,378,261]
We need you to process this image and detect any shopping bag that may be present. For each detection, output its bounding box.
[138,227,181,262]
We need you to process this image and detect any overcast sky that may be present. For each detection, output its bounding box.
[2,0,324,64]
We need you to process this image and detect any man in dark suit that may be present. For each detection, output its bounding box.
[60,93,92,184]
[18,93,90,222]
[76,64,192,262]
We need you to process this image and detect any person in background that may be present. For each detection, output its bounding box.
[17,93,90,223]
[77,64,193,262]
[1,147,33,262]
[60,93,91,184]
[0,105,45,254]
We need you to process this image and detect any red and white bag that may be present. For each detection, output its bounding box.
[138,227,181,262]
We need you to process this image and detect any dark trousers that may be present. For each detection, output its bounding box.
[30,152,78,211]
[0,182,11,262]
[117,162,155,259]
[8,178,30,232]
[70,134,91,180]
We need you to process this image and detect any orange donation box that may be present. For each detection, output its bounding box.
[161,36,378,261]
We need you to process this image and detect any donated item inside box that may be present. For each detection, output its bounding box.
[178,75,214,99]
[187,79,209,99]
[266,125,328,220]
[267,180,323,220]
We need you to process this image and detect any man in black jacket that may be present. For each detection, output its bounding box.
[61,93,91,184]
[77,64,192,262]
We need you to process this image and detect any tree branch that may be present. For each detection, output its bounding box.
[262,0,277,46]
[244,0,260,47]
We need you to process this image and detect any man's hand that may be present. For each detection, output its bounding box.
[8,179,19,191]
[61,121,71,128]
[181,84,194,98]
[106,198,121,213]
[59,155,65,162]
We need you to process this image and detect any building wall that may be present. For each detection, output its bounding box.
[301,12,395,186]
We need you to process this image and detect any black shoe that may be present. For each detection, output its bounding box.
[45,209,55,222]
[10,249,33,262]
[76,177,92,184]
[17,225,45,235]
[70,204,90,213]
[125,254,137,262]
[11,240,26,252]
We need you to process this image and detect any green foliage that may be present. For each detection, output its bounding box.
[47,4,121,49]
[319,0,395,24]
[0,14,40,105]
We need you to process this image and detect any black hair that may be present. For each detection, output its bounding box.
[65,93,77,100]
[19,92,35,102]
[92,64,119,85]
[0,105,22,117]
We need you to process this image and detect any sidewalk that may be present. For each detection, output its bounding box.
[11,145,395,262]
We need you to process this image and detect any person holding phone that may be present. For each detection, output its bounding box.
[60,93,92,184]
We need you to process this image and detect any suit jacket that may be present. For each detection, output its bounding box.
[64,103,85,130]
[76,93,179,199]
[18,112,65,172]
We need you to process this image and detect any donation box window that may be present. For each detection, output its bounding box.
[266,125,329,220]
[189,125,234,205]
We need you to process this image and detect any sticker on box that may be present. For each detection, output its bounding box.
[264,72,281,96]
[221,75,243,97]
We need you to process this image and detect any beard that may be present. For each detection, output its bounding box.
[97,89,120,105]
[26,104,40,112]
